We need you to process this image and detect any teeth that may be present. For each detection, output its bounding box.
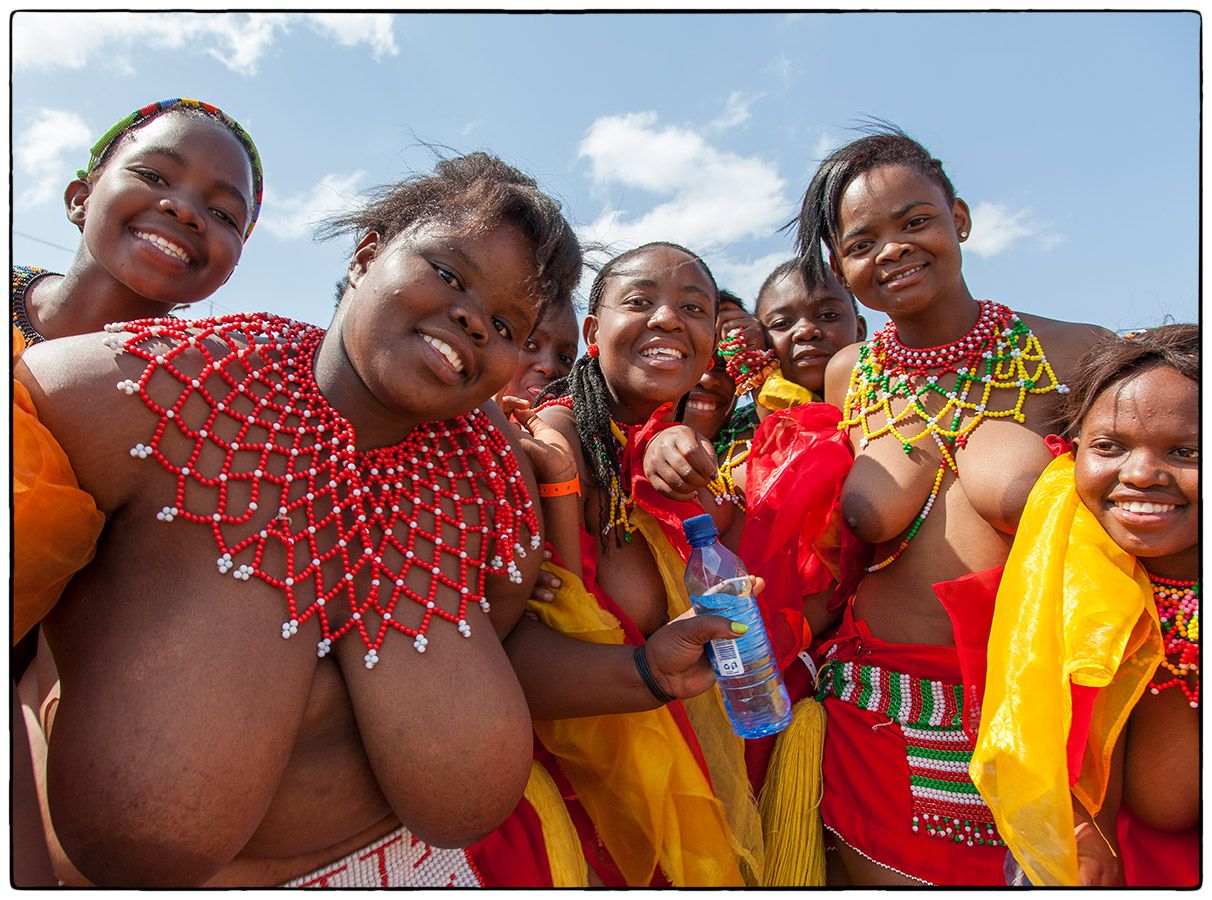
[1115,500,1176,514]
[134,231,190,263]
[686,400,719,411]
[641,346,686,360]
[887,264,924,282]
[423,335,464,373]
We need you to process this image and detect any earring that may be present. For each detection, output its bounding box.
[586,343,599,358]
[959,231,968,240]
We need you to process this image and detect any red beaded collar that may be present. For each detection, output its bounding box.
[108,312,540,668]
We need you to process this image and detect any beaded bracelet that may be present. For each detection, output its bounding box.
[633,645,676,704]
[538,475,580,497]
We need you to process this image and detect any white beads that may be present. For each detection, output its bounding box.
[316,638,332,658]
[130,443,152,459]
[116,379,138,394]
[156,506,178,522]
[217,554,234,574]
[282,619,299,638]
[457,620,471,638]
[479,598,491,613]
[413,635,428,653]
[364,649,380,669]
[234,564,254,581]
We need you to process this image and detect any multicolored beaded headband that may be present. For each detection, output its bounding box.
[77,98,264,240]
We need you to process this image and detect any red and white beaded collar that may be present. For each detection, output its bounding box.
[107,312,540,668]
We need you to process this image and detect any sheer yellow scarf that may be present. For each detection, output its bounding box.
[528,508,763,886]
[970,453,1162,886]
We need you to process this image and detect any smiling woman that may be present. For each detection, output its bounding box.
[12,97,263,349]
[13,151,588,887]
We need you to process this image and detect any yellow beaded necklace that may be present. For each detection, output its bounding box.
[841,301,1068,571]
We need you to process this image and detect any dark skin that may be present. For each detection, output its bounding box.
[13,221,547,887]
[21,113,254,342]
[823,163,1113,884]
[504,246,749,721]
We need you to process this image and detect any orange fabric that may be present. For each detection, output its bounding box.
[12,327,105,644]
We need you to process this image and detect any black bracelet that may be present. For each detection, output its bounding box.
[633,645,676,704]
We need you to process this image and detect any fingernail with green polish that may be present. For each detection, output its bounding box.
[730,621,749,635]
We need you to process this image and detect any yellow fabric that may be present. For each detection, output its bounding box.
[528,521,762,886]
[12,326,106,644]
[756,368,818,412]
[971,454,1163,887]
[757,696,826,886]
[630,510,764,887]
[521,760,589,887]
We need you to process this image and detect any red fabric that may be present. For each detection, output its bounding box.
[465,785,555,887]
[1116,806,1200,887]
[738,403,861,671]
[818,612,1006,886]
[1065,685,1099,786]
[621,402,704,560]
[933,566,1002,743]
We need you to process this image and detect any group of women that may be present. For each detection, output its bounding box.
[12,98,1198,888]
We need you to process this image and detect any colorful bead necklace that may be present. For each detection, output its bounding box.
[111,312,540,668]
[842,301,1068,572]
[1147,574,1199,708]
[12,264,55,346]
[717,330,777,397]
[706,405,758,511]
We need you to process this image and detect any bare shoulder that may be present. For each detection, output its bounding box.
[15,332,151,512]
[1017,312,1114,382]
[824,341,863,408]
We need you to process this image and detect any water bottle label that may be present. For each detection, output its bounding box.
[710,637,745,676]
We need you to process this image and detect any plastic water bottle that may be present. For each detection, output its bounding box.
[682,514,792,739]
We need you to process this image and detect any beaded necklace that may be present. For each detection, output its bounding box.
[706,404,758,511]
[111,312,540,668]
[717,331,777,396]
[12,264,56,346]
[1147,575,1199,708]
[842,301,1068,572]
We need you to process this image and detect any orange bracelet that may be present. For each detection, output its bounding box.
[538,475,580,497]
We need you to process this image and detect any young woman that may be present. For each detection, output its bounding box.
[13,97,263,348]
[974,324,1198,887]
[795,127,1109,885]
[15,151,583,887]
[502,242,765,887]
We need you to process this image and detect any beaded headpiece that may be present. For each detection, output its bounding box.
[77,98,264,240]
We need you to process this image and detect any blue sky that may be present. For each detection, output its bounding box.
[10,9,1200,339]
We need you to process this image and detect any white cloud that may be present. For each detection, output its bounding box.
[965,201,1056,258]
[15,109,93,209]
[710,91,762,131]
[304,14,399,59]
[711,250,795,306]
[259,171,370,240]
[11,12,396,77]
[576,111,790,253]
[765,54,798,90]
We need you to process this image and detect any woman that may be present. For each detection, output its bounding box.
[795,127,1110,885]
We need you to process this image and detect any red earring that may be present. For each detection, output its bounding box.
[587,343,599,358]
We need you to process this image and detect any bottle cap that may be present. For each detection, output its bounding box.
[682,514,718,547]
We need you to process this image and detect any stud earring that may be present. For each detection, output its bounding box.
[587,343,599,358]
[959,231,969,240]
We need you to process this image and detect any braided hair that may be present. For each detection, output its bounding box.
[536,242,718,549]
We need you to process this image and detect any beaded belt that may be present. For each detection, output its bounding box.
[282,826,483,888]
[817,659,1004,849]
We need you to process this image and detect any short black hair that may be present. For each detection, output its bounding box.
[795,122,956,295]
[718,289,746,312]
[754,258,859,318]
[321,151,582,317]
